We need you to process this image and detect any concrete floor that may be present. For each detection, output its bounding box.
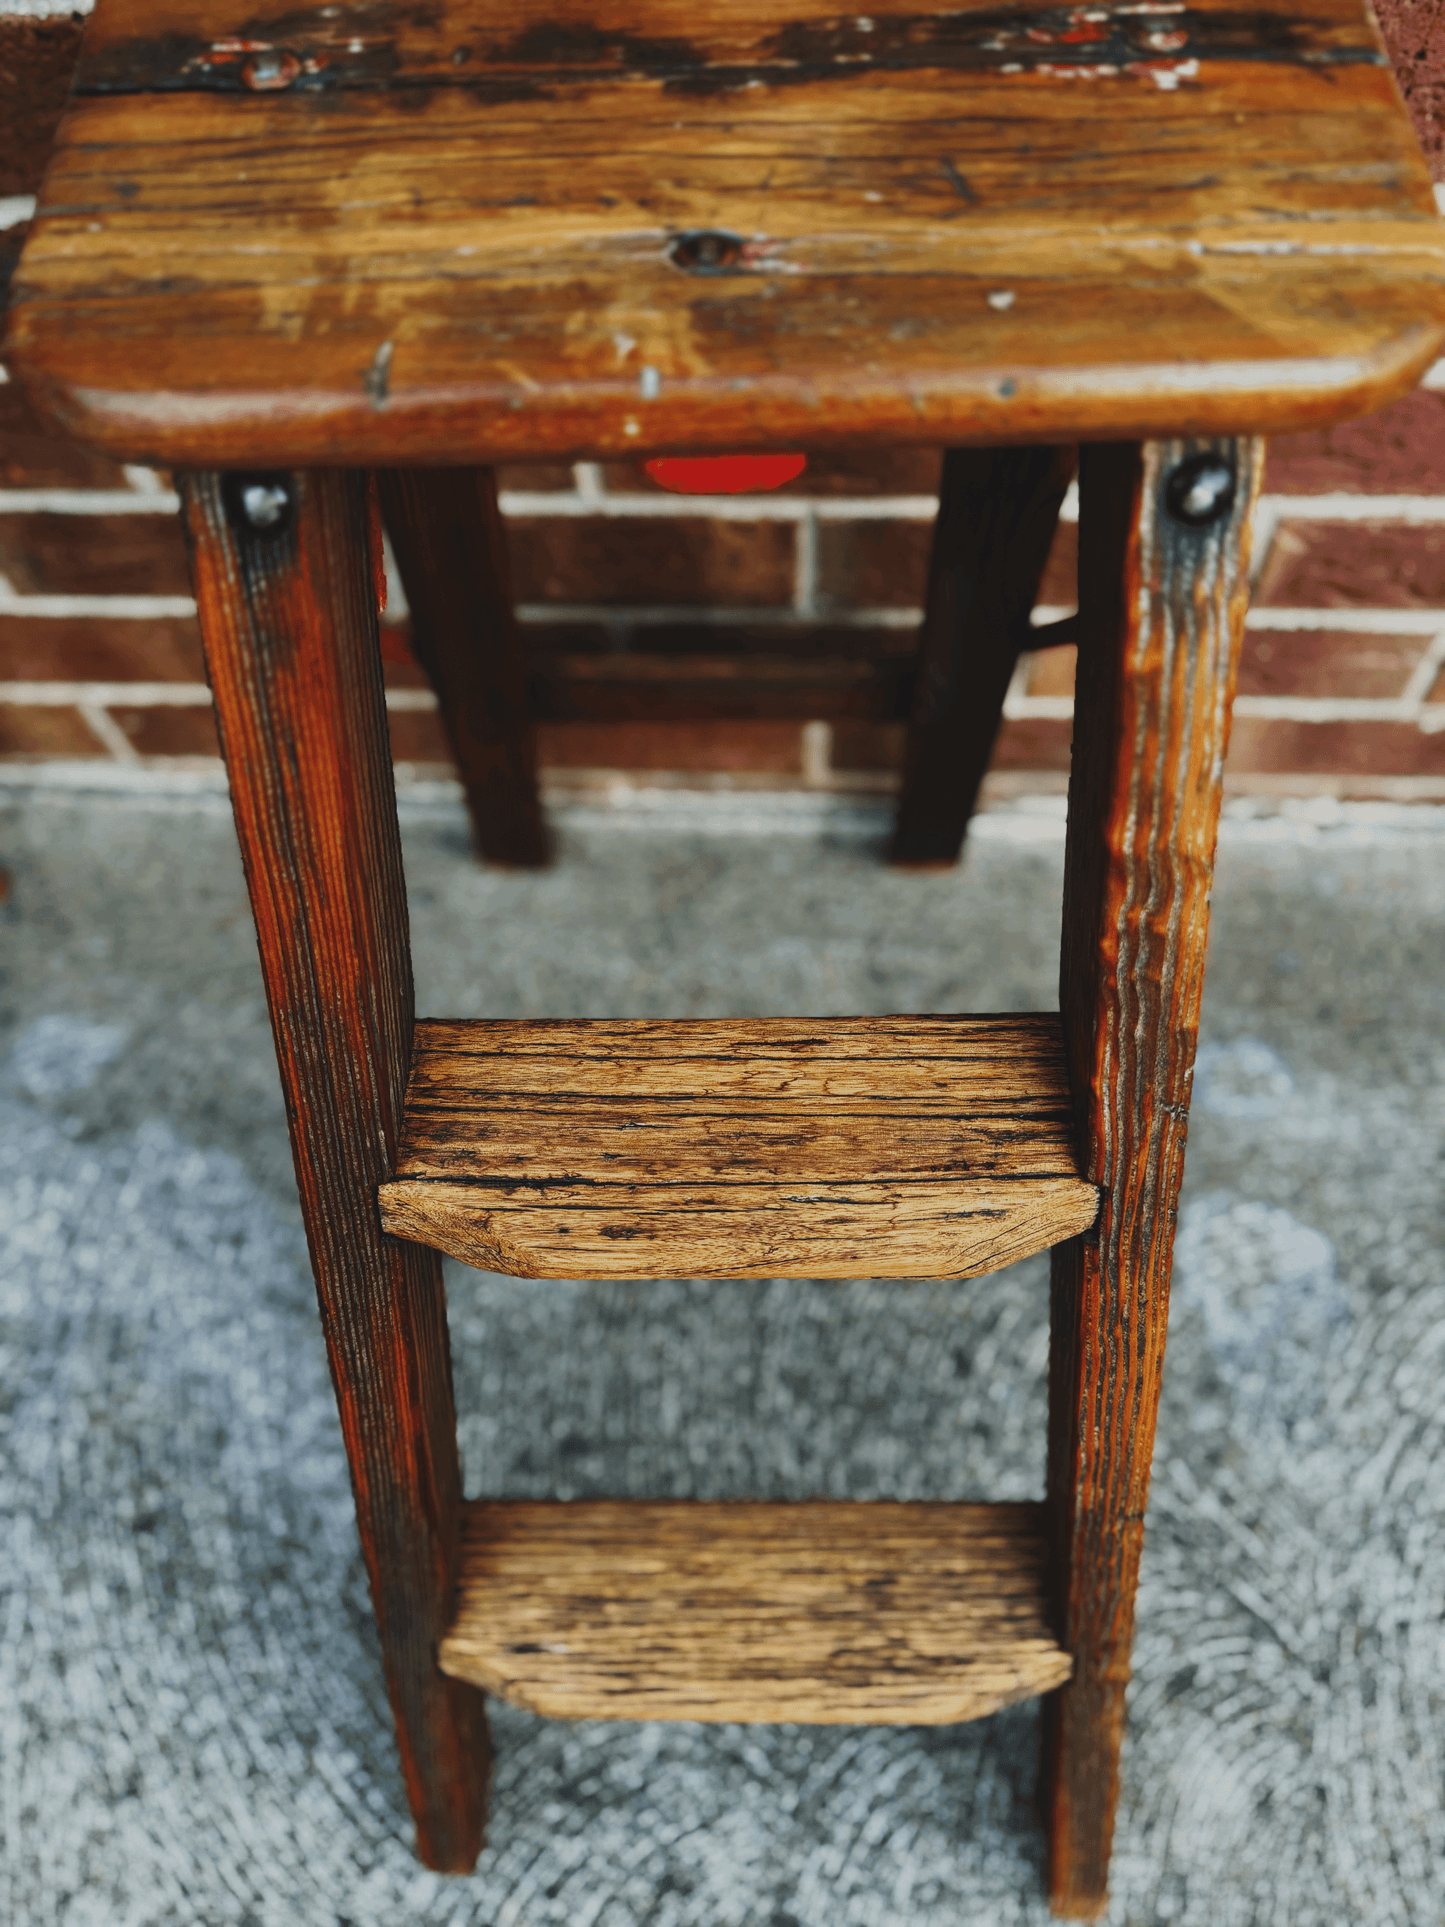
[3,779,1444,1926]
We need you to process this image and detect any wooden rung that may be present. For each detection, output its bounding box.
[377,1013,1099,1279]
[439,1500,1071,1725]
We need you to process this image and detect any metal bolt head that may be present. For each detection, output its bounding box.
[228,476,292,534]
[670,230,742,273]
[1163,453,1236,528]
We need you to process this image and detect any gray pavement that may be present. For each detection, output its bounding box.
[3,779,1444,1926]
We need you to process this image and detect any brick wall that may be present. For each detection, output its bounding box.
[4,3,1445,803]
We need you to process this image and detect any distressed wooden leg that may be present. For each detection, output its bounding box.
[1042,437,1265,1918]
[180,468,491,1871]
[889,444,1075,867]
[376,466,548,868]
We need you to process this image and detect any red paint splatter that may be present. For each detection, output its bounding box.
[646,454,808,494]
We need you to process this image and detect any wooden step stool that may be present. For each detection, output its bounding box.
[8,0,1442,1914]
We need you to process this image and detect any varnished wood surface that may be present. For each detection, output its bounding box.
[377,1013,1100,1278]
[892,444,1074,865]
[377,466,548,867]
[440,1500,1073,1722]
[181,468,490,1871]
[1041,437,1262,1918]
[7,0,1444,464]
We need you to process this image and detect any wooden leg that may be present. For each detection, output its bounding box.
[889,444,1075,867]
[1042,437,1264,1917]
[180,468,491,1871]
[376,466,548,868]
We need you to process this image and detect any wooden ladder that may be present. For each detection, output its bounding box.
[178,436,1262,1916]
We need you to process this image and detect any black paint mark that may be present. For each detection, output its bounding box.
[940,158,978,205]
[73,3,1385,98]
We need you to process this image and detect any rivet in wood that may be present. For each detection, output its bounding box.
[669,230,743,273]
[1163,453,1235,528]
[227,475,293,534]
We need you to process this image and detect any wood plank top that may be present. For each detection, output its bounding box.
[377,1012,1100,1278]
[439,1499,1072,1722]
[7,0,1445,464]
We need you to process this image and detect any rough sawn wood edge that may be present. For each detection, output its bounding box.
[440,1499,1074,1724]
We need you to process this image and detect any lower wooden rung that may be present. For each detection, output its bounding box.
[439,1500,1071,1724]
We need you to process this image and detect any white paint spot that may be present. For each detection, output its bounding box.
[856,15,875,29]
[347,36,364,52]
[639,366,661,401]
[863,191,884,203]
[624,419,640,437]
[987,289,1015,311]
[1140,56,1199,89]
[613,332,637,362]
[11,1015,129,1098]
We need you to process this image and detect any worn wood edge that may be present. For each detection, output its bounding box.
[378,1176,1101,1278]
[178,467,491,1871]
[439,1499,1073,1724]
[9,322,1443,470]
[1042,436,1264,1919]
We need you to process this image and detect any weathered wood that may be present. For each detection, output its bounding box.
[376,466,547,868]
[892,444,1074,866]
[440,1500,1073,1723]
[378,1013,1100,1278]
[9,0,1443,466]
[179,467,490,1872]
[1042,437,1263,1919]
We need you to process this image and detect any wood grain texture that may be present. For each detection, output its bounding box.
[892,444,1074,866]
[7,0,1443,465]
[376,466,547,867]
[377,1013,1100,1278]
[180,468,490,1872]
[440,1500,1073,1722]
[1042,437,1263,1918]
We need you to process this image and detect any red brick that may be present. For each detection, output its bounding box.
[495,462,576,492]
[386,707,451,764]
[1239,630,1426,697]
[0,512,192,597]
[1024,643,1077,698]
[1429,663,1445,704]
[1266,391,1445,495]
[1373,0,1445,181]
[601,447,944,498]
[990,718,1073,771]
[831,714,1075,775]
[1256,521,1445,607]
[816,520,931,611]
[800,449,944,497]
[0,704,107,757]
[506,516,795,607]
[830,722,906,772]
[536,721,804,772]
[1036,519,1077,609]
[0,383,132,490]
[110,705,220,757]
[1227,717,1445,776]
[0,17,83,197]
[0,614,205,681]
